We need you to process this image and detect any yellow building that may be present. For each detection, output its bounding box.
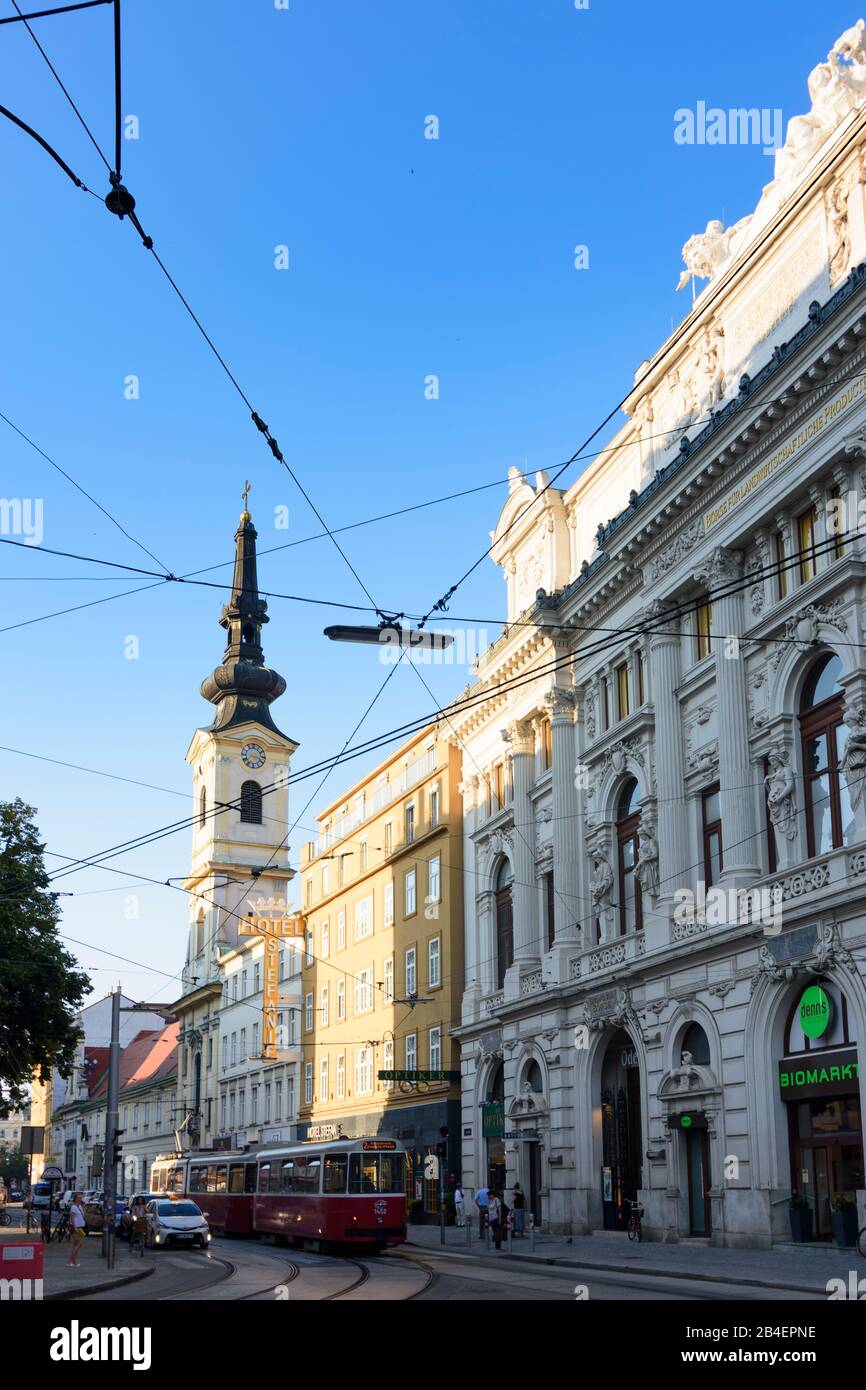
[299,727,463,1214]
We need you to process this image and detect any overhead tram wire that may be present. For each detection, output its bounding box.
[0,2,112,26]
[43,526,858,886]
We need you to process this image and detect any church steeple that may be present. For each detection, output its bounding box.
[200,487,289,736]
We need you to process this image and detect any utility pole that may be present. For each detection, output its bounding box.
[103,987,121,1269]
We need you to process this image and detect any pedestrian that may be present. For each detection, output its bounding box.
[488,1189,503,1250]
[474,1183,489,1240]
[454,1184,465,1227]
[68,1192,86,1267]
[129,1196,148,1257]
[511,1182,526,1236]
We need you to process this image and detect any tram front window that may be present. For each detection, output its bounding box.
[348,1152,406,1193]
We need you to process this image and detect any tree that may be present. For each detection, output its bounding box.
[0,1144,29,1185]
[0,799,89,1114]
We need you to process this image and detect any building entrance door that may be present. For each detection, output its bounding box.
[685,1128,711,1235]
[601,1030,643,1230]
[793,1131,863,1240]
[527,1141,542,1227]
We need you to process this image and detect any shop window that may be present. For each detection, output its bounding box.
[799,653,853,855]
[495,859,514,989]
[616,779,642,936]
[701,785,723,888]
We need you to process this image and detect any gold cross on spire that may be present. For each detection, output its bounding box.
[241,480,251,518]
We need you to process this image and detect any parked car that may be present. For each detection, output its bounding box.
[120,1193,161,1241]
[24,1182,54,1210]
[144,1197,210,1250]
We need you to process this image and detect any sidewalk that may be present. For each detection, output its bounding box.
[402,1221,864,1294]
[0,1216,154,1300]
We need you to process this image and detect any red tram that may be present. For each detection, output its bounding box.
[150,1137,406,1249]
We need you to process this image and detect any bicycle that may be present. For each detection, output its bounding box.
[625,1197,644,1242]
[0,1208,11,1228]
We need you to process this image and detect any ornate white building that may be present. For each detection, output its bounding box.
[452,24,866,1247]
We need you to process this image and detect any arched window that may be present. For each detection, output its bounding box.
[799,653,853,854]
[525,1060,543,1093]
[240,779,263,825]
[784,979,857,1055]
[495,859,514,990]
[616,778,642,935]
[199,786,207,828]
[681,1022,711,1066]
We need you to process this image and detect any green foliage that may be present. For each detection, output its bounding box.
[0,1144,29,1183]
[0,799,90,1114]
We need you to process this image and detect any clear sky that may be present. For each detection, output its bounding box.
[0,0,858,1006]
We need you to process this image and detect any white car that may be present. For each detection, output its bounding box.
[144,1197,211,1250]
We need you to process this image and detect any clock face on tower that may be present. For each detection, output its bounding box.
[241,742,266,770]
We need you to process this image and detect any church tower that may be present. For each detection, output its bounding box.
[182,492,298,991]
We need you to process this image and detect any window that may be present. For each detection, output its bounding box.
[384,820,393,854]
[429,1026,441,1071]
[495,858,514,989]
[337,980,346,1020]
[493,762,505,811]
[253,962,261,993]
[682,1023,711,1066]
[384,881,394,926]
[321,920,329,958]
[763,754,778,874]
[359,839,368,872]
[429,786,440,827]
[544,869,555,951]
[264,1083,271,1121]
[696,599,712,661]
[601,676,610,729]
[199,786,207,828]
[242,969,248,997]
[354,1046,373,1095]
[405,804,415,843]
[636,650,645,706]
[798,505,818,582]
[322,859,330,897]
[336,1053,345,1099]
[304,993,313,1031]
[384,956,394,1003]
[382,1039,394,1090]
[405,1033,417,1070]
[305,930,314,966]
[221,1036,227,1071]
[320,985,329,1027]
[616,778,643,936]
[427,854,440,903]
[616,663,630,720]
[354,895,373,940]
[428,936,441,987]
[828,491,846,559]
[337,853,345,887]
[319,1057,328,1102]
[304,1063,313,1105]
[702,785,723,888]
[337,911,346,951]
[354,967,373,1014]
[405,868,417,916]
[323,1153,347,1193]
[240,780,263,824]
[540,718,552,770]
[231,1032,237,1065]
[775,531,788,599]
[250,1085,258,1123]
[405,947,417,997]
[239,1027,246,1058]
[800,653,853,854]
[252,1022,259,1055]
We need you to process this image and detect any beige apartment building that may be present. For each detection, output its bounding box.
[299,727,463,1213]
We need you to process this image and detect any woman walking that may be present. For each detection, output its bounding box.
[488,1189,503,1250]
[68,1193,86,1267]
[511,1182,526,1237]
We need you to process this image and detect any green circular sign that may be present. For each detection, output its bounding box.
[798,985,833,1039]
[680,1115,693,1129]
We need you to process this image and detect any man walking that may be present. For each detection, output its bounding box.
[474,1183,489,1239]
[454,1183,465,1227]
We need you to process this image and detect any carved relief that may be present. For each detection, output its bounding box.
[771,601,848,669]
[647,520,705,583]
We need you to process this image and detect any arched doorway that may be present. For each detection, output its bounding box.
[600,1029,643,1230]
[781,978,862,1239]
[484,1063,506,1193]
[681,1023,712,1235]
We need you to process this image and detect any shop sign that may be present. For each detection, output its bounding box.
[503,1131,538,1141]
[306,1124,341,1140]
[777,1047,859,1101]
[377,1070,460,1083]
[482,1101,505,1138]
[669,1112,708,1131]
[798,985,834,1039]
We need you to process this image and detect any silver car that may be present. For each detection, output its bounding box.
[144,1197,210,1249]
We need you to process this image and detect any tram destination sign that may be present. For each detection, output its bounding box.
[778,1047,859,1101]
[377,1070,460,1082]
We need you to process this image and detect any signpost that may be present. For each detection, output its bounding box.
[238,906,305,1061]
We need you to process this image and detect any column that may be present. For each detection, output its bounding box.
[694,547,760,883]
[546,687,581,943]
[502,719,539,982]
[645,604,689,915]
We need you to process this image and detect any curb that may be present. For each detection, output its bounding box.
[401,1240,834,1296]
[45,1261,155,1301]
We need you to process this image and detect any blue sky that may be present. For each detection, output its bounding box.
[0,0,858,1004]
